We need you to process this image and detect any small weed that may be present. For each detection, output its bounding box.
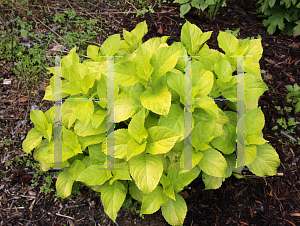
[286,83,300,113]
[225,28,240,37]
[40,175,54,195]
[284,106,292,113]
[122,195,139,212]
[247,34,262,40]
[277,117,287,129]
[287,118,296,126]
[71,181,83,196]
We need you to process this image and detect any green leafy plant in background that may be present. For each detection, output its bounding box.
[257,0,300,36]
[22,21,280,225]
[174,0,226,20]
[286,83,300,113]
[225,27,240,37]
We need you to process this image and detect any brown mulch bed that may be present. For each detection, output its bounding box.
[0,0,300,225]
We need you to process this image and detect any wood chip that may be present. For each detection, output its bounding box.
[19,97,29,103]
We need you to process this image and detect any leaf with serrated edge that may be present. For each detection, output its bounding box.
[247,143,280,177]
[166,71,184,103]
[192,119,216,151]
[103,129,131,159]
[128,109,148,144]
[140,85,171,116]
[244,107,265,136]
[150,46,181,83]
[130,153,163,194]
[127,138,147,160]
[22,128,43,154]
[100,34,120,56]
[115,61,144,86]
[217,31,239,54]
[110,164,132,185]
[141,186,168,214]
[202,172,224,190]
[68,160,85,180]
[63,127,78,149]
[77,165,112,186]
[78,134,105,150]
[214,57,232,83]
[158,104,184,141]
[246,135,268,145]
[146,126,179,155]
[73,101,94,125]
[129,181,143,202]
[167,166,200,192]
[89,144,106,165]
[210,124,236,154]
[62,101,77,129]
[91,109,106,128]
[245,144,257,165]
[192,68,214,96]
[179,150,203,174]
[161,194,187,226]
[115,91,141,123]
[135,45,154,80]
[101,181,127,222]
[198,148,227,177]
[56,171,74,199]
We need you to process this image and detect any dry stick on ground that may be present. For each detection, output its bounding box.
[263,177,284,212]
[65,0,74,10]
[20,212,48,223]
[55,213,75,220]
[33,16,62,39]
[29,190,41,211]
[73,0,98,20]
[125,0,138,11]
[280,130,297,143]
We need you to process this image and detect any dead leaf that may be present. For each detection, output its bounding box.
[74,28,83,32]
[19,97,28,103]
[288,43,300,48]
[68,219,74,226]
[3,79,11,85]
[290,77,295,83]
[157,26,163,35]
[290,213,300,217]
[49,44,62,52]
[265,73,272,80]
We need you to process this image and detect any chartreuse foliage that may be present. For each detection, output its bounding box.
[257,0,300,36]
[22,20,280,225]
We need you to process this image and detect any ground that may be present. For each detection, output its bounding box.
[0,0,300,225]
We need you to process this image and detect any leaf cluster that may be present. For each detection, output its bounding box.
[173,0,226,20]
[286,83,300,113]
[22,21,280,225]
[257,0,300,36]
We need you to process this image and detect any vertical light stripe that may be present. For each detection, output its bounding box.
[54,56,63,169]
[236,56,245,169]
[183,56,193,170]
[106,56,115,169]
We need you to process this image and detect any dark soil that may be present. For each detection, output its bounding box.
[1,0,300,225]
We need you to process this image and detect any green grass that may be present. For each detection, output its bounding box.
[0,2,102,80]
